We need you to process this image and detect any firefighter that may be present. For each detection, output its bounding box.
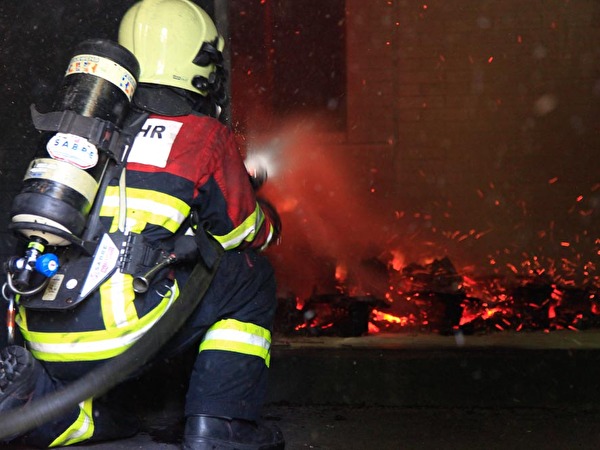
[0,0,284,448]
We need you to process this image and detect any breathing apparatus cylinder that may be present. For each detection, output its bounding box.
[9,39,139,247]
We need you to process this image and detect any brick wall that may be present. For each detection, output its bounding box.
[345,0,600,276]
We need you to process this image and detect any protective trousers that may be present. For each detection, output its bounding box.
[17,249,277,448]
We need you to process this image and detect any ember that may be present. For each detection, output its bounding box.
[275,256,600,337]
[275,293,387,337]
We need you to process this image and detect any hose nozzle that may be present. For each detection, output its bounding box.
[132,254,177,294]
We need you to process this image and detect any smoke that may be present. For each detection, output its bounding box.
[249,118,412,300]
[244,115,600,302]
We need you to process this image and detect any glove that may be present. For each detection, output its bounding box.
[173,232,222,269]
[173,235,200,262]
[248,165,268,190]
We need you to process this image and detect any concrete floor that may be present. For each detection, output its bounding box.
[37,405,600,449]
[6,331,600,449]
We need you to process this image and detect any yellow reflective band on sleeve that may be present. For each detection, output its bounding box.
[17,282,180,362]
[212,203,265,250]
[199,319,272,367]
[100,186,190,233]
[49,398,94,447]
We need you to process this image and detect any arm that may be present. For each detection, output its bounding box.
[192,123,280,251]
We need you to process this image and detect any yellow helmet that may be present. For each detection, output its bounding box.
[118,0,224,97]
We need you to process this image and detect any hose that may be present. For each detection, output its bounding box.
[0,253,221,440]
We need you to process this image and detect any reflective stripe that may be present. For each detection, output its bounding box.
[17,282,179,362]
[260,223,276,251]
[199,319,271,367]
[101,186,190,233]
[100,271,138,329]
[49,398,94,447]
[212,203,265,250]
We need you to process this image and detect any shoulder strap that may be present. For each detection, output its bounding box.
[81,109,149,244]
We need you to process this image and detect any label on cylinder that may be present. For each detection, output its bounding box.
[47,133,99,169]
[66,54,136,101]
[25,158,98,204]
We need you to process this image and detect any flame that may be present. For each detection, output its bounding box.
[389,250,405,271]
[372,309,405,324]
[335,263,348,284]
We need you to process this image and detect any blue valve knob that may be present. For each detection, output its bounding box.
[35,253,59,277]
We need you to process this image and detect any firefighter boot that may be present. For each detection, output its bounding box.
[0,345,41,412]
[182,415,285,450]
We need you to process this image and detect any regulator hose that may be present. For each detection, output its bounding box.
[0,252,222,440]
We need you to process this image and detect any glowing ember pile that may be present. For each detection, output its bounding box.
[373,256,600,335]
[275,255,600,337]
